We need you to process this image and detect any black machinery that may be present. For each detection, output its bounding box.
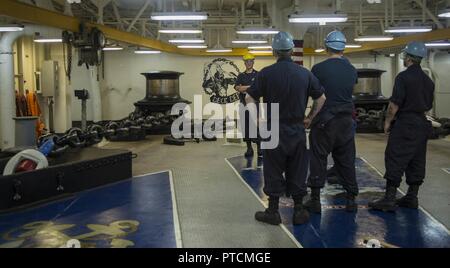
[135,71,190,114]
[98,71,191,141]
[0,146,132,213]
[62,23,106,80]
[353,69,390,132]
[132,71,191,135]
[75,89,89,131]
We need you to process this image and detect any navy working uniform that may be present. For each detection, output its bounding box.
[236,70,259,143]
[247,57,324,199]
[384,64,434,187]
[308,57,359,197]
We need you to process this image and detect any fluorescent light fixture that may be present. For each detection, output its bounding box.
[177,45,207,49]
[248,45,273,49]
[345,44,362,48]
[289,13,348,25]
[354,35,394,42]
[315,48,325,53]
[0,25,24,32]
[169,39,205,43]
[236,28,279,35]
[206,48,232,53]
[248,50,273,54]
[158,29,202,34]
[103,46,123,51]
[134,49,161,54]
[438,8,450,18]
[33,38,63,43]
[385,26,432,33]
[232,40,268,44]
[151,12,208,21]
[425,42,450,47]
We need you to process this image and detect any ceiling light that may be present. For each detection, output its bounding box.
[33,38,63,43]
[169,39,205,44]
[134,49,161,54]
[248,50,273,54]
[232,40,268,44]
[0,24,24,32]
[345,44,362,48]
[103,46,123,51]
[288,13,348,25]
[315,48,325,53]
[425,42,450,47]
[248,45,272,50]
[354,35,394,42]
[158,29,203,34]
[385,26,432,33]
[151,12,208,21]
[177,45,207,49]
[438,8,450,18]
[236,28,279,35]
[206,48,233,53]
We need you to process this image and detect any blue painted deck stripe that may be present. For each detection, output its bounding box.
[227,155,450,248]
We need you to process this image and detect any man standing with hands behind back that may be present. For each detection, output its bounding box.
[245,31,326,225]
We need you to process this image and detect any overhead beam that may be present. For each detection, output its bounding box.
[413,0,444,29]
[127,0,151,32]
[111,0,124,30]
[1,0,448,57]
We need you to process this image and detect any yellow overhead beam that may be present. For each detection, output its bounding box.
[0,0,252,56]
[2,0,449,57]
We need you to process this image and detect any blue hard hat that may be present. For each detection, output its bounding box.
[403,41,427,58]
[325,30,347,51]
[272,31,295,50]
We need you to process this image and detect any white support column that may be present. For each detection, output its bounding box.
[0,32,22,149]
[89,66,102,122]
[0,25,59,149]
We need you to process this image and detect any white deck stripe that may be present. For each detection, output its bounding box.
[360,156,450,235]
[225,158,303,248]
[134,170,183,248]
[169,170,183,248]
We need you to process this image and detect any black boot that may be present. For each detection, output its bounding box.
[244,142,254,157]
[255,196,281,225]
[303,188,321,214]
[293,196,310,225]
[345,193,358,212]
[369,184,397,212]
[396,185,419,209]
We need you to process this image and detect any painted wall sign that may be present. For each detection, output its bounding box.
[202,58,240,104]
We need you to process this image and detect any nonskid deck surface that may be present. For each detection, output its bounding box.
[227,155,450,248]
